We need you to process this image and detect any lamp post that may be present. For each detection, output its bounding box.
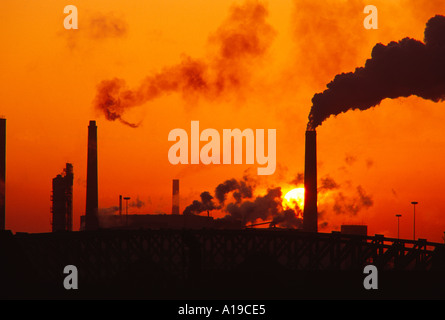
[411,201,418,240]
[395,214,402,239]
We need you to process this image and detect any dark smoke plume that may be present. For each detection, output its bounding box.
[215,178,253,204]
[183,178,253,215]
[289,172,304,185]
[270,208,302,229]
[319,176,339,191]
[93,1,275,127]
[183,178,302,228]
[332,185,373,216]
[226,187,280,224]
[307,15,445,130]
[182,191,217,216]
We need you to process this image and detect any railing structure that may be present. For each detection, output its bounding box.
[1,228,444,298]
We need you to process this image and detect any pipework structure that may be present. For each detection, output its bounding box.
[51,163,74,232]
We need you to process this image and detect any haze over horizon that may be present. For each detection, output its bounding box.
[1,0,445,243]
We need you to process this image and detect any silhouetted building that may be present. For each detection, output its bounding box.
[51,163,73,232]
[85,120,99,230]
[341,225,367,236]
[303,130,318,232]
[79,212,244,230]
[99,213,215,229]
[0,118,5,230]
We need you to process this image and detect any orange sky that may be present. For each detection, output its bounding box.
[1,0,445,243]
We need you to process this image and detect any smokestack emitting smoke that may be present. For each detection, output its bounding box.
[93,1,275,127]
[85,120,99,230]
[307,15,445,130]
[172,179,179,214]
[303,130,317,232]
[0,118,5,230]
[301,16,445,232]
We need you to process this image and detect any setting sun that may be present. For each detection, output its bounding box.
[283,187,305,210]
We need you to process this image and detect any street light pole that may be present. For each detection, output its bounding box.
[396,214,402,239]
[411,201,418,240]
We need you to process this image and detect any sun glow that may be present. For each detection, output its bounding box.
[283,187,305,210]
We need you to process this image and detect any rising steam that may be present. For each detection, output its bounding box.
[307,15,445,130]
[93,1,275,127]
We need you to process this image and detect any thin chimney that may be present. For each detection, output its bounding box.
[119,195,122,216]
[85,120,99,230]
[0,118,5,230]
[303,130,318,232]
[172,179,179,214]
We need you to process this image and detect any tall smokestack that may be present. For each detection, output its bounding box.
[172,179,179,215]
[64,163,74,231]
[85,120,99,230]
[0,118,5,230]
[303,130,318,232]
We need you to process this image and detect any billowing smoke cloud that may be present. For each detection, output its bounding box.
[93,0,275,127]
[184,172,373,230]
[307,15,445,130]
[316,173,373,221]
[182,191,217,216]
[183,177,302,228]
[227,187,280,224]
[215,178,253,204]
[183,178,253,215]
[289,173,304,186]
[270,208,302,229]
[332,185,373,216]
[319,176,339,191]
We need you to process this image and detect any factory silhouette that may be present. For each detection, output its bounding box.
[0,117,444,300]
[50,120,302,233]
[47,120,328,234]
[1,14,445,300]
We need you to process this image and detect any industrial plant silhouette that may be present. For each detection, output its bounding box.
[0,118,444,300]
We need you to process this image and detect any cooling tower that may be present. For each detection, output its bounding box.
[85,120,99,230]
[0,118,5,230]
[172,179,179,214]
[303,130,318,232]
